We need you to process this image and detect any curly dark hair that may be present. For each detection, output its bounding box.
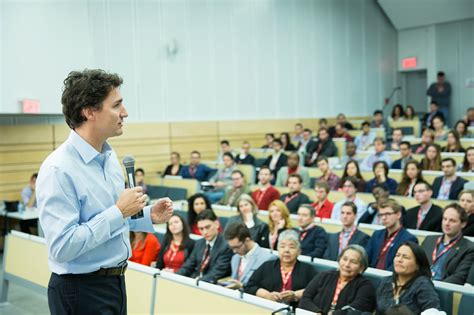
[61,69,123,129]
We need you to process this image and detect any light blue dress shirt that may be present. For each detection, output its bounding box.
[37,130,154,275]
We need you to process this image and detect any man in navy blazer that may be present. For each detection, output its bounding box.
[179,150,216,181]
[404,182,442,232]
[391,141,413,170]
[366,199,417,271]
[432,158,468,201]
[324,201,370,261]
[295,204,328,258]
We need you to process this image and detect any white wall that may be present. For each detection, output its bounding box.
[0,0,398,124]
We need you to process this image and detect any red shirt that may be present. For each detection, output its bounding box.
[311,199,334,219]
[252,186,281,210]
[130,234,161,267]
[163,243,186,272]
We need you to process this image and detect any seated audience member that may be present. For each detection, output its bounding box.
[163,152,182,177]
[411,128,435,154]
[275,152,310,188]
[339,160,366,192]
[263,139,288,177]
[355,121,376,151]
[387,128,403,151]
[262,133,275,149]
[315,156,340,191]
[423,101,444,129]
[339,141,361,166]
[329,113,354,135]
[130,232,161,267]
[219,170,251,207]
[306,127,338,166]
[443,130,465,153]
[324,202,370,261]
[134,168,148,195]
[217,140,234,163]
[389,104,405,123]
[187,193,221,235]
[432,158,467,200]
[319,118,328,129]
[205,152,236,203]
[279,174,311,214]
[235,141,255,165]
[177,209,233,283]
[300,245,376,314]
[404,182,442,232]
[333,123,354,142]
[280,132,296,151]
[376,242,440,314]
[297,128,313,156]
[296,205,328,258]
[420,143,442,171]
[226,195,269,247]
[265,200,292,250]
[461,146,474,172]
[396,160,424,197]
[365,161,398,195]
[432,115,448,141]
[155,214,195,273]
[223,222,274,290]
[21,173,38,208]
[359,184,391,225]
[404,105,416,120]
[467,107,474,127]
[245,230,317,308]
[292,123,304,145]
[311,182,334,219]
[391,141,412,170]
[371,109,390,132]
[422,204,474,284]
[455,120,469,138]
[366,199,417,271]
[251,166,280,210]
[179,150,216,181]
[360,137,392,171]
[468,264,474,286]
[331,177,367,222]
[459,190,474,236]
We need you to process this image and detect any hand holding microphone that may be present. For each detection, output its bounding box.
[116,186,147,219]
[122,155,144,219]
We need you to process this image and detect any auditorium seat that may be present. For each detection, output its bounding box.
[458,293,474,315]
[435,288,454,315]
[147,185,187,201]
[218,216,229,229]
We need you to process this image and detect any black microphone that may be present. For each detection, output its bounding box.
[122,155,144,219]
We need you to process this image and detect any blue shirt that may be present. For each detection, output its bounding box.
[37,130,154,275]
[21,186,36,207]
[179,164,215,181]
[360,151,393,172]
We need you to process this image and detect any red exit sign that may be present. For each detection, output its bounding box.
[402,57,417,69]
[22,99,41,113]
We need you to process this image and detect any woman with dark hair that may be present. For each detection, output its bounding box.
[390,104,405,122]
[396,160,424,197]
[155,214,195,272]
[432,115,448,141]
[339,160,366,192]
[454,120,469,138]
[187,193,220,235]
[461,147,474,172]
[404,105,416,120]
[280,132,296,151]
[365,161,398,195]
[376,241,440,314]
[420,144,442,171]
[442,130,465,153]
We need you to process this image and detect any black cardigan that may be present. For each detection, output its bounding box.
[155,238,195,270]
[299,270,376,315]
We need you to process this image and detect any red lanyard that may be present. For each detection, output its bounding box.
[300,224,314,241]
[284,193,300,204]
[199,245,211,274]
[331,278,345,309]
[432,235,461,265]
[380,228,401,257]
[339,227,357,254]
[280,265,294,292]
[166,241,179,264]
[237,258,245,280]
[417,206,430,229]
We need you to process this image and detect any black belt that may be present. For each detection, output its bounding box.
[89,264,128,276]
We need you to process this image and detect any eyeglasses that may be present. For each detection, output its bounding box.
[379,212,396,218]
[229,242,245,251]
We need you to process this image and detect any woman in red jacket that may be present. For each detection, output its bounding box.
[130,232,161,266]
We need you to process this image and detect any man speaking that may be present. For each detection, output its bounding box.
[36,69,173,315]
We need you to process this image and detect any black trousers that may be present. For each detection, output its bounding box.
[48,273,127,315]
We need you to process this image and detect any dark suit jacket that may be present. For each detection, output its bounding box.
[297,226,328,258]
[163,164,183,177]
[432,176,468,200]
[422,235,474,284]
[156,238,195,270]
[403,204,442,232]
[299,270,376,314]
[279,192,311,214]
[176,234,232,283]
[264,153,288,176]
[235,154,255,166]
[411,143,427,154]
[391,159,402,170]
[226,215,269,248]
[306,139,338,165]
[323,229,370,261]
[463,214,474,237]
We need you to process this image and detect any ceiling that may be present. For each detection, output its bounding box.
[378,0,474,30]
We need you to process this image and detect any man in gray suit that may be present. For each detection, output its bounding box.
[223,222,275,290]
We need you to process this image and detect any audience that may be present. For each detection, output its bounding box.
[235,141,255,165]
[391,141,412,169]
[365,161,398,195]
[300,245,376,314]
[442,130,465,153]
[315,156,340,191]
[180,150,215,181]
[421,204,474,284]
[432,158,468,200]
[265,200,292,250]
[403,182,442,232]
[311,182,334,219]
[245,230,317,308]
[432,115,448,141]
[371,109,390,131]
[331,177,367,222]
[279,174,311,214]
[21,173,37,208]
[218,140,234,163]
[163,152,182,177]
[366,199,417,271]
[134,168,148,195]
[389,104,405,123]
[130,232,160,267]
[306,127,338,166]
[263,139,288,177]
[329,113,354,136]
[396,160,424,197]
[297,128,313,156]
[275,152,310,188]
[296,205,328,258]
[187,193,216,235]
[420,143,442,171]
[280,132,296,151]
[324,202,370,261]
[177,209,233,283]
[155,214,195,273]
[226,195,269,247]
[333,123,354,142]
[427,71,451,121]
[376,241,440,314]
[339,140,360,166]
[251,166,280,210]
[206,152,236,203]
[454,120,469,138]
[339,160,366,192]
[262,133,275,149]
[466,107,474,127]
[387,128,403,151]
[360,137,392,171]
[292,123,304,145]
[461,146,474,172]
[223,222,274,290]
[459,190,474,236]
[219,170,250,207]
[423,101,445,129]
[404,105,416,120]
[359,184,391,225]
[412,128,435,154]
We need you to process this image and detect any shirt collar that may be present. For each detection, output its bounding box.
[243,243,259,259]
[68,130,112,164]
